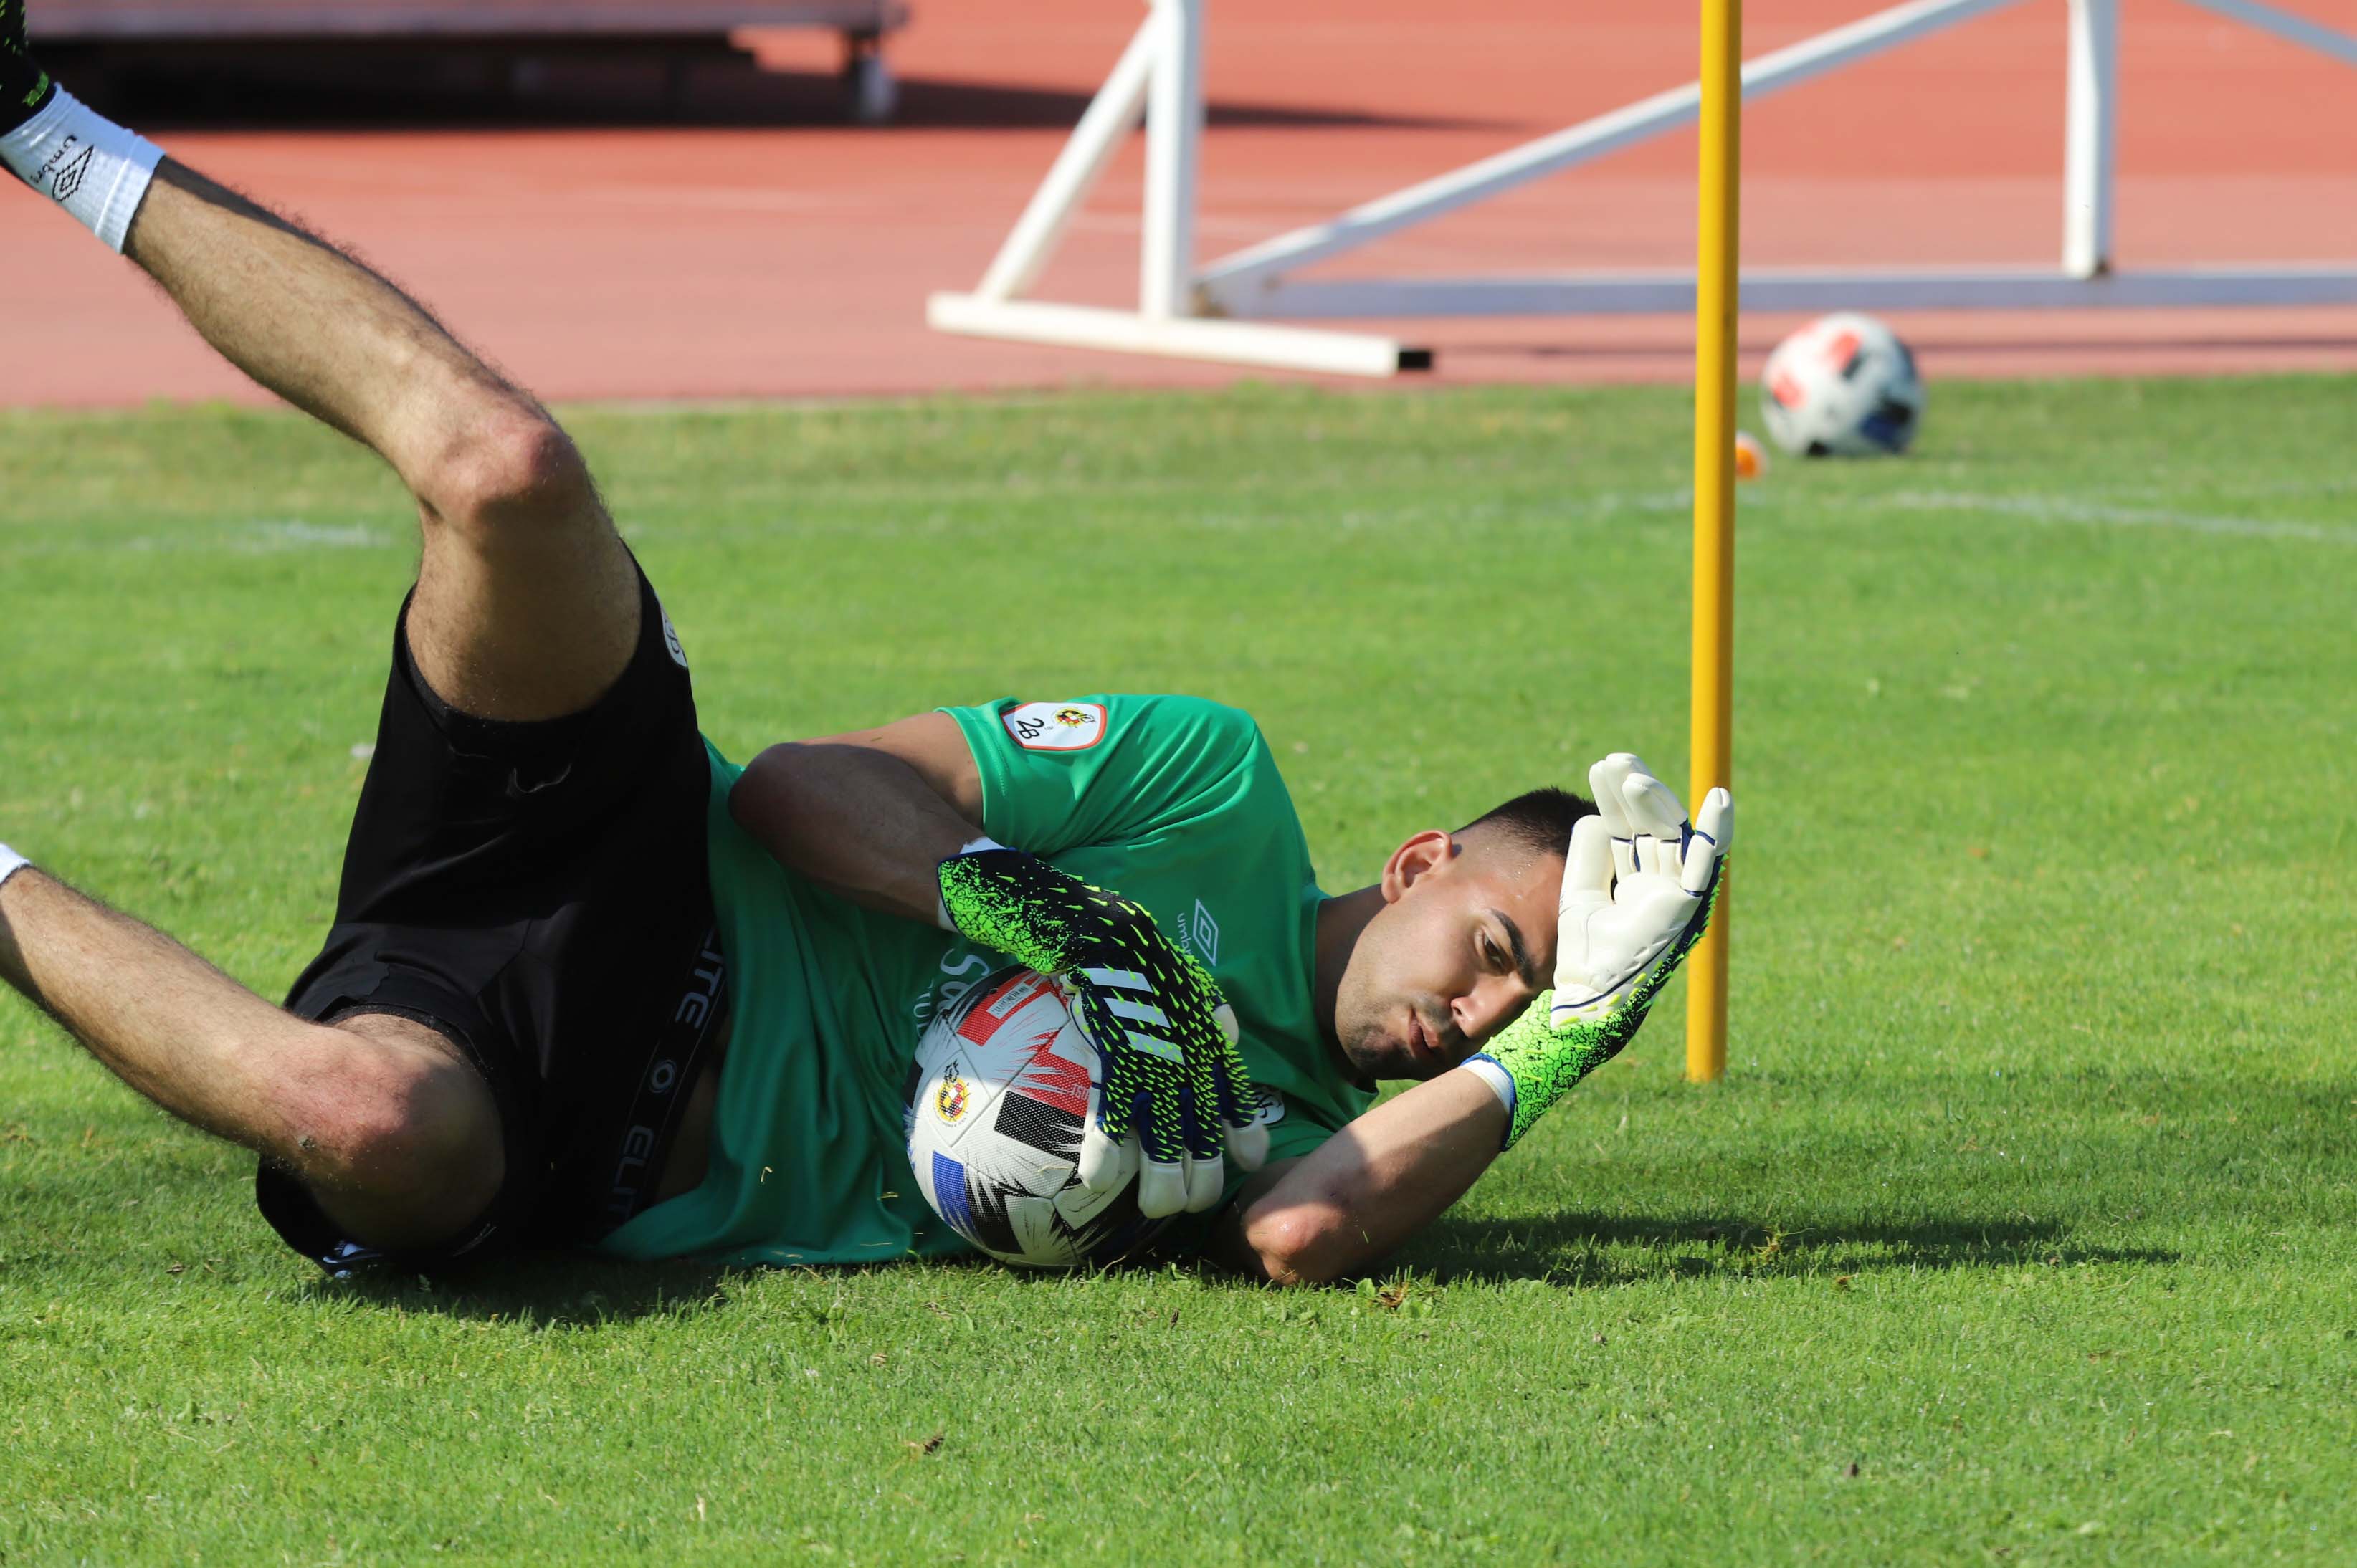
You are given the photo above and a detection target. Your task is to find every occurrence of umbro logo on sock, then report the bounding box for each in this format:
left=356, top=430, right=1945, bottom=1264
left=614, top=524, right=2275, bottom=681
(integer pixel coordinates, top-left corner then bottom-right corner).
left=48, top=141, right=90, bottom=200
left=31, top=132, right=89, bottom=199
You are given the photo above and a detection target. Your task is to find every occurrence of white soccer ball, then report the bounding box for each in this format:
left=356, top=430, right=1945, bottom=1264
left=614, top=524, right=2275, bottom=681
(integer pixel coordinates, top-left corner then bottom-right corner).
left=905, top=967, right=1173, bottom=1269
left=1760, top=311, right=1925, bottom=456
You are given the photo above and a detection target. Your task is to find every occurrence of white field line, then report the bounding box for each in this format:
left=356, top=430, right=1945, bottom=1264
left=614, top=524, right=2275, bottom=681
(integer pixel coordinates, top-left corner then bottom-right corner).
left=13, top=492, right=2344, bottom=555
left=1883, top=490, right=2355, bottom=544
left=239, top=520, right=387, bottom=550
left=2, top=520, right=396, bottom=556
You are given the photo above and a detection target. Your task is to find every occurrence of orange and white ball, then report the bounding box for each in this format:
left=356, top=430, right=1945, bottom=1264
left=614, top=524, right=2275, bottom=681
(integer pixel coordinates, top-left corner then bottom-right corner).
left=1733, top=431, right=1767, bottom=480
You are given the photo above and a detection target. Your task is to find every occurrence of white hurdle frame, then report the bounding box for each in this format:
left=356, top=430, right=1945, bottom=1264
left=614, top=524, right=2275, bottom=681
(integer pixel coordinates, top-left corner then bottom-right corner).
left=928, top=0, right=2357, bottom=376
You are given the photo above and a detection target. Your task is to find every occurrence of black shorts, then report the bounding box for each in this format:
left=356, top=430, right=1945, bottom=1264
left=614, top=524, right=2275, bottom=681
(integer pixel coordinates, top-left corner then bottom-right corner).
left=259, top=566, right=730, bottom=1274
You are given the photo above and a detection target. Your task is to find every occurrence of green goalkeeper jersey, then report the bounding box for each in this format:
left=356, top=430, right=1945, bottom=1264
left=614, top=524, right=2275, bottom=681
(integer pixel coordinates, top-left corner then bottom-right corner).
left=597, top=694, right=1371, bottom=1268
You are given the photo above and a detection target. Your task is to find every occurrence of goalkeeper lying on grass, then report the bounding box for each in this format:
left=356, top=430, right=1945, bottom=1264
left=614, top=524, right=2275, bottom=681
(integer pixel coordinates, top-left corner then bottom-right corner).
left=665, top=718, right=1727, bottom=1281
left=0, top=9, right=1726, bottom=1284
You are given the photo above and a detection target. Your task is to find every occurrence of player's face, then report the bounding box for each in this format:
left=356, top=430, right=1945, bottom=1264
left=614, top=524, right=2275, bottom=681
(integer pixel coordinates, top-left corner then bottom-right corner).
left=1331, top=831, right=1563, bottom=1082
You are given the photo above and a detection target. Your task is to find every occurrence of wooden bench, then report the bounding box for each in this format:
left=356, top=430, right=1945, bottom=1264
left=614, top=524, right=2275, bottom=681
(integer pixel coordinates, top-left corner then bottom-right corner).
left=31, top=0, right=912, bottom=118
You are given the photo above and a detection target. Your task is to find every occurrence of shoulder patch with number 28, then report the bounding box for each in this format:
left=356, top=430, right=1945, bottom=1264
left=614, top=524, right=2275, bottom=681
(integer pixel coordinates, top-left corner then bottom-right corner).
left=1001, top=702, right=1108, bottom=752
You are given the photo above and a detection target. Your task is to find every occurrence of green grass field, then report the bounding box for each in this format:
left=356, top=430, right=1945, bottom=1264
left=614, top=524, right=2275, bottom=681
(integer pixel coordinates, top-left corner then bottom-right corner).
left=3, top=378, right=2354, bottom=1564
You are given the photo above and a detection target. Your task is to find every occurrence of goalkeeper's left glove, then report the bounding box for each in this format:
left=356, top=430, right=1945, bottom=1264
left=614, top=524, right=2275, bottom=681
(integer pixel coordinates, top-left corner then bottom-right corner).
left=1462, top=754, right=1732, bottom=1149
left=937, top=841, right=1266, bottom=1217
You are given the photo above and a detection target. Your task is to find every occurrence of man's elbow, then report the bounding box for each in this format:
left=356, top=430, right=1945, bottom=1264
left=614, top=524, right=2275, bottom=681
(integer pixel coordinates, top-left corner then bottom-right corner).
left=1244, top=1208, right=1349, bottom=1288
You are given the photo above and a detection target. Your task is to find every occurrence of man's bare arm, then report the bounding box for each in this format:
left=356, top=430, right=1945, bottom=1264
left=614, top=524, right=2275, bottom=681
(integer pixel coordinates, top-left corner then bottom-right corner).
left=1210, top=1070, right=1508, bottom=1286
left=728, top=712, right=984, bottom=925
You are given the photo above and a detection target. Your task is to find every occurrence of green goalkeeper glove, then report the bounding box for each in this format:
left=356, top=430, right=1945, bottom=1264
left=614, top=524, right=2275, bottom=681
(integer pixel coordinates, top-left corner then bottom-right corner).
left=938, top=841, right=1267, bottom=1217
left=1466, top=755, right=1731, bottom=1149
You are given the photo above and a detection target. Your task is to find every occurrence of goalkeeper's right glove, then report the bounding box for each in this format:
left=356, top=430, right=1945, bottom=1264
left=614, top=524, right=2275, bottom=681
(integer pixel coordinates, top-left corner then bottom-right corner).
left=1463, top=755, right=1731, bottom=1148
left=937, top=841, right=1267, bottom=1217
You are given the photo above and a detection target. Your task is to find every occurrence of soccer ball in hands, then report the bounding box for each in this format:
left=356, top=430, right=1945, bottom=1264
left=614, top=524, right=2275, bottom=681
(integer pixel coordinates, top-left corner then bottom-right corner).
left=1760, top=311, right=1925, bottom=456
left=906, top=967, right=1176, bottom=1269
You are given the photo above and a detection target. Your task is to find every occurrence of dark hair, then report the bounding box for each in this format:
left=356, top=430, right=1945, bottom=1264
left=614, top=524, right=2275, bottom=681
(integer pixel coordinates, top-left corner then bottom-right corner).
left=1457, top=785, right=1596, bottom=861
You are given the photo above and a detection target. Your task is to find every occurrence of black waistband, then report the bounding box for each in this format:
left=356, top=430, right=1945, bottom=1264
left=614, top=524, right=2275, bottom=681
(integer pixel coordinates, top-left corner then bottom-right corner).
left=570, top=924, right=731, bottom=1239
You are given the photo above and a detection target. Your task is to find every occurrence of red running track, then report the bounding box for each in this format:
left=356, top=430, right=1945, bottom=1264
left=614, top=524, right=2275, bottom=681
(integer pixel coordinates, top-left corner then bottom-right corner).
left=4, top=0, right=2355, bottom=406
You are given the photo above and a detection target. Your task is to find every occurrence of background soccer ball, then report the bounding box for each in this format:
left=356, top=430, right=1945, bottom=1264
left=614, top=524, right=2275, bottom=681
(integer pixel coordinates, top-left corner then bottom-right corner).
left=1760, top=311, right=1925, bottom=456
left=906, top=967, right=1175, bottom=1269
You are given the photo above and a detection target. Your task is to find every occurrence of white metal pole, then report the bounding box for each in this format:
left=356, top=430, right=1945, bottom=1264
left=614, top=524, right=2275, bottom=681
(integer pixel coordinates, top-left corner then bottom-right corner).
left=975, top=16, right=1159, bottom=302
left=928, top=295, right=1414, bottom=376
left=1198, top=0, right=2020, bottom=300
left=2176, top=0, right=2357, bottom=67
left=2062, top=0, right=2118, bottom=278
left=1233, top=264, right=2357, bottom=318
left=1141, top=0, right=1206, bottom=320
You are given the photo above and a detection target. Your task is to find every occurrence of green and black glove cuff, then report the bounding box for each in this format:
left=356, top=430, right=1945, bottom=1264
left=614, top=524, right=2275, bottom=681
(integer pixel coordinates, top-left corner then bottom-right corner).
left=1464, top=998, right=1635, bottom=1150
left=1464, top=873, right=1723, bottom=1149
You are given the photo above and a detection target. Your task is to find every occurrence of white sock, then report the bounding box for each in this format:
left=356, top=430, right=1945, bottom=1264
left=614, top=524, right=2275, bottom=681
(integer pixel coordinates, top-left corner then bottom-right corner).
left=0, top=88, right=161, bottom=253
left=0, top=843, right=30, bottom=891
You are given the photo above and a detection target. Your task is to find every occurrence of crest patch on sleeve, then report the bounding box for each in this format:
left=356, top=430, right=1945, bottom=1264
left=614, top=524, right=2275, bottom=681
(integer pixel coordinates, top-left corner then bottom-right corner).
left=1001, top=702, right=1108, bottom=752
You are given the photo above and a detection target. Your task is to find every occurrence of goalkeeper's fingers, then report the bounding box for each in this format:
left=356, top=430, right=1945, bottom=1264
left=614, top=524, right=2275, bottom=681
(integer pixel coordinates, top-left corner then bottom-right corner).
left=1173, top=1068, right=1233, bottom=1212
left=1209, top=1001, right=1270, bottom=1171
left=1077, top=1114, right=1140, bottom=1195
left=1621, top=768, right=1688, bottom=879
left=1184, top=1154, right=1224, bottom=1213
left=1684, top=787, right=1733, bottom=897
left=1563, top=813, right=1614, bottom=910
left=1139, top=1157, right=1191, bottom=1218
left=1081, top=1088, right=1222, bottom=1213
left=1227, top=1119, right=1268, bottom=1172
left=1589, top=754, right=1645, bottom=881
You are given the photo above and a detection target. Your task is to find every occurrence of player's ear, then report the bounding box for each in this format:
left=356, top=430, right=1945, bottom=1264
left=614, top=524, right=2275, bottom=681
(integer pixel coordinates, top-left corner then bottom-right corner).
left=1381, top=831, right=1455, bottom=901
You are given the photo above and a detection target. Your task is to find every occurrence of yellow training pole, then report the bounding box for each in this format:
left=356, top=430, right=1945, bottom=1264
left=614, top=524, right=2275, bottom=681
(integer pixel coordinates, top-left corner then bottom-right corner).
left=1687, top=0, right=1740, bottom=1084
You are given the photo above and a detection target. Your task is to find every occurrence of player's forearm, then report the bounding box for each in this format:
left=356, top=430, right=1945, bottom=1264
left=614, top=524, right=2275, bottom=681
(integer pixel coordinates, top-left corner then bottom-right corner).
left=1232, top=1071, right=1507, bottom=1286
left=124, top=160, right=540, bottom=505
left=729, top=742, right=981, bottom=925
left=0, top=867, right=307, bottom=1147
